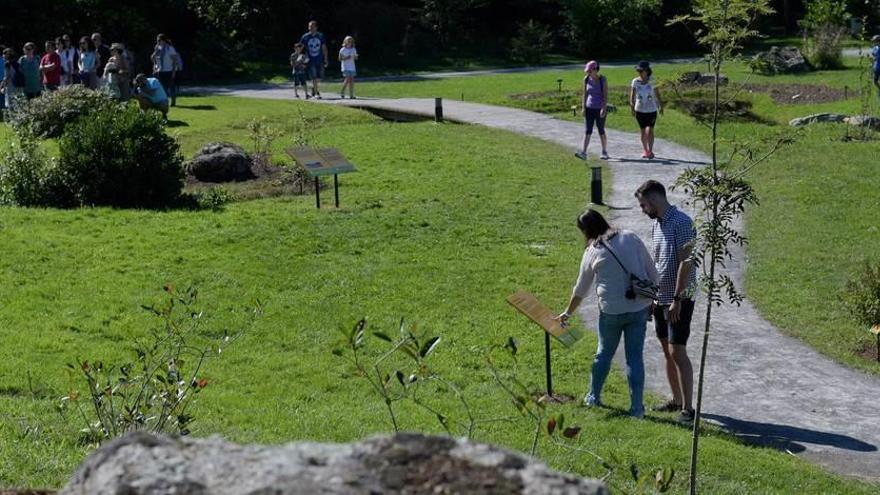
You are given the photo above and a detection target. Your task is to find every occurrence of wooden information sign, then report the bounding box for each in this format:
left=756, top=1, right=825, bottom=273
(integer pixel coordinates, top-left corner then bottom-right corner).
left=288, top=147, right=357, bottom=177
left=286, top=147, right=357, bottom=208
left=506, top=290, right=583, bottom=348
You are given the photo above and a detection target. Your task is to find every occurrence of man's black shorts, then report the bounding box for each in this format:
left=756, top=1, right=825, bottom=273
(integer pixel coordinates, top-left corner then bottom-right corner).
left=653, top=299, right=695, bottom=345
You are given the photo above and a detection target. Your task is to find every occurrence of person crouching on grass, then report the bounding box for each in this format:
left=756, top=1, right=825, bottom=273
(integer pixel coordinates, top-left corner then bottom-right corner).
left=134, top=73, right=169, bottom=119
left=338, top=36, right=358, bottom=99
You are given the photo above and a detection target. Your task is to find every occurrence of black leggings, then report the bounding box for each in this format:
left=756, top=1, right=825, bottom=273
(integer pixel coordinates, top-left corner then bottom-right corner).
left=584, top=107, right=606, bottom=136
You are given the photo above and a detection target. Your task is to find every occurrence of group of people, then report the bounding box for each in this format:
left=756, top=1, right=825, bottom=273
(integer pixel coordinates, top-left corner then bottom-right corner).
left=289, top=21, right=359, bottom=99
left=575, top=60, right=664, bottom=161
left=0, top=32, right=182, bottom=118
left=557, top=180, right=696, bottom=423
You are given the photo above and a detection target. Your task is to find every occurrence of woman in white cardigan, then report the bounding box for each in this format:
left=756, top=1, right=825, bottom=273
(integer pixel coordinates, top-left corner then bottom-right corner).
left=557, top=209, right=658, bottom=418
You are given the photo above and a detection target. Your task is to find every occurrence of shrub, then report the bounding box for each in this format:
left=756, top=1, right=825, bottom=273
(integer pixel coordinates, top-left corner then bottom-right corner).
left=562, top=0, right=661, bottom=55
left=0, top=137, right=52, bottom=206
left=510, top=20, right=554, bottom=64
left=800, top=0, right=849, bottom=70
left=844, top=260, right=880, bottom=329
left=57, top=104, right=185, bottom=208
left=59, top=284, right=263, bottom=441
left=6, top=85, right=119, bottom=138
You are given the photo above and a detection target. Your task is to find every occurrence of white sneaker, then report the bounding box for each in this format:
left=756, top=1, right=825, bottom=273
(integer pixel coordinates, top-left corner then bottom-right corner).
left=574, top=151, right=587, bottom=160
left=600, top=150, right=609, bottom=160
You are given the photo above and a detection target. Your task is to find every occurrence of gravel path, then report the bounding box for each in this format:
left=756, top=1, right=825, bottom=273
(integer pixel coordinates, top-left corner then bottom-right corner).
left=187, top=87, right=880, bottom=481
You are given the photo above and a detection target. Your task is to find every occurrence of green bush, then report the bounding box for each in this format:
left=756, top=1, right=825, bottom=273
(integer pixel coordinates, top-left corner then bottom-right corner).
left=562, top=0, right=661, bottom=55
left=0, top=137, right=50, bottom=206
left=845, top=260, right=880, bottom=329
left=57, top=104, right=185, bottom=208
left=510, top=20, right=554, bottom=64
left=6, top=85, right=119, bottom=138
left=800, top=0, right=849, bottom=70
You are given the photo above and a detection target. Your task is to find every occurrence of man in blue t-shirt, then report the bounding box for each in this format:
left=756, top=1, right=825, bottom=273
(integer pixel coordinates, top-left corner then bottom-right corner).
left=134, top=73, right=169, bottom=118
left=871, top=35, right=880, bottom=97
left=300, top=20, right=328, bottom=99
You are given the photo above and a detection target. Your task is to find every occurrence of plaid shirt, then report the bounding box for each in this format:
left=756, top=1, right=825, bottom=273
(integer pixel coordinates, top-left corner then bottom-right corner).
left=652, top=206, right=696, bottom=305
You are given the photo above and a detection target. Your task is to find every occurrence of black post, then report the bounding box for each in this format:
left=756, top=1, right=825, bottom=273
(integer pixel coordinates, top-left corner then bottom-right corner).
left=590, top=166, right=603, bottom=205
left=315, top=177, right=320, bottom=209
left=435, top=98, right=443, bottom=122
left=557, top=79, right=563, bottom=93
left=334, top=174, right=340, bottom=208
left=544, top=331, right=553, bottom=397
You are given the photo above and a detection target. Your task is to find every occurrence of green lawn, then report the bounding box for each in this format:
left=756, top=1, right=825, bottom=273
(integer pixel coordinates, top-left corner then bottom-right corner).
left=1, top=97, right=876, bottom=493
left=343, top=57, right=880, bottom=376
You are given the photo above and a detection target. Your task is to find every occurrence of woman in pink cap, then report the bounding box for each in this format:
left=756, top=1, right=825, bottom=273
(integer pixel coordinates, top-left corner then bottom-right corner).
left=575, top=60, right=609, bottom=161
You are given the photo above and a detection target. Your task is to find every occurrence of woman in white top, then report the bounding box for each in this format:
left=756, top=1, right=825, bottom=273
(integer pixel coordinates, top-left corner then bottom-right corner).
left=338, top=36, right=358, bottom=99
left=556, top=209, right=658, bottom=418
left=629, top=60, right=664, bottom=159
left=77, top=36, right=99, bottom=89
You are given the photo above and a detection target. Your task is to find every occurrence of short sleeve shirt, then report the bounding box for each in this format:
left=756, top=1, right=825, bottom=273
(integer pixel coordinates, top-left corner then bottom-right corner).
left=339, top=47, right=357, bottom=72
left=652, top=206, right=696, bottom=304
left=631, top=77, right=658, bottom=113
left=41, top=52, right=62, bottom=85
left=300, top=32, right=325, bottom=64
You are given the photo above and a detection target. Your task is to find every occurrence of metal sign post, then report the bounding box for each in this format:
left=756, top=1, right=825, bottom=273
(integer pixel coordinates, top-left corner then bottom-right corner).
left=287, top=147, right=357, bottom=209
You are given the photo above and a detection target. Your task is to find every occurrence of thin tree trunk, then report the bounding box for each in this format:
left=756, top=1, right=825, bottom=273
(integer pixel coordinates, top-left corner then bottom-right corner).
left=688, top=47, right=723, bottom=495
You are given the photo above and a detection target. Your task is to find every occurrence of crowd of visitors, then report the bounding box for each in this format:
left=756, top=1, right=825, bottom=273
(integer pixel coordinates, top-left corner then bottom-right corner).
left=0, top=32, right=182, bottom=117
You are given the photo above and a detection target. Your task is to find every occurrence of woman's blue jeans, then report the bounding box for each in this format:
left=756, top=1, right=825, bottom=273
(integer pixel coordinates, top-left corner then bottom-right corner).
left=586, top=308, right=648, bottom=416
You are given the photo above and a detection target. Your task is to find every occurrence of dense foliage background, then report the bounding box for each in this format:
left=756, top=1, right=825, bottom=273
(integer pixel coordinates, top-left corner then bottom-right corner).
left=0, top=1, right=876, bottom=78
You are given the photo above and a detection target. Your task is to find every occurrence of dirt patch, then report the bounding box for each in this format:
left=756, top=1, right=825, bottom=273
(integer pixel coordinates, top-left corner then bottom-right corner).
left=185, top=156, right=319, bottom=202
left=743, top=83, right=848, bottom=105
left=856, top=341, right=880, bottom=363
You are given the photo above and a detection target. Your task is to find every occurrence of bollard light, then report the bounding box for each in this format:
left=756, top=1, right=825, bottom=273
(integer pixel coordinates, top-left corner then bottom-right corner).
left=434, top=97, right=443, bottom=123
left=590, top=166, right=603, bottom=205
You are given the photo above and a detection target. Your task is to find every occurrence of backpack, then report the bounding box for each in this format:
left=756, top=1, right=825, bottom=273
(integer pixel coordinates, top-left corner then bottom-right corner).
left=11, top=62, right=25, bottom=88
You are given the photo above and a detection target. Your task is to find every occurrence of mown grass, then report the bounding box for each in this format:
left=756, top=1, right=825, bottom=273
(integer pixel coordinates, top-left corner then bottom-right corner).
left=0, top=96, right=876, bottom=493
left=348, top=57, right=880, bottom=375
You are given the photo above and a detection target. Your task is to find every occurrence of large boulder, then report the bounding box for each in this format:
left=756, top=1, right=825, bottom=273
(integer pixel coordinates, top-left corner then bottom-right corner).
left=186, top=142, right=255, bottom=182
left=751, top=46, right=811, bottom=75
left=60, top=432, right=609, bottom=495
left=789, top=113, right=847, bottom=127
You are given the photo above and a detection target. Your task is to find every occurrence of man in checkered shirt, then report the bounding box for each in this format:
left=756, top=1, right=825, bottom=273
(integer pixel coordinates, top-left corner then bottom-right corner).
left=635, top=180, right=697, bottom=424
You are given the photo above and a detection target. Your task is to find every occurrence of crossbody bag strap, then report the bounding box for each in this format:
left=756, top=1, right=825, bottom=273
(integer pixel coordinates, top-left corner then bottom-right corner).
left=598, top=239, right=632, bottom=276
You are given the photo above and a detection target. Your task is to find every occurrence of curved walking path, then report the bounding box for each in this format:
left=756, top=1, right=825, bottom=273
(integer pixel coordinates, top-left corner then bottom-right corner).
left=190, top=86, right=880, bottom=481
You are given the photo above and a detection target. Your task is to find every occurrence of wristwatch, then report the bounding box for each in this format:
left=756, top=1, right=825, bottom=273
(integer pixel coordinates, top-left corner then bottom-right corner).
left=673, top=295, right=682, bottom=302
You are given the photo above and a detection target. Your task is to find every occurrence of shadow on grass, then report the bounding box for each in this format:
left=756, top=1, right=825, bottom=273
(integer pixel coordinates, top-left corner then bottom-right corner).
left=165, top=120, right=190, bottom=128
left=703, top=413, right=877, bottom=454
left=174, top=104, right=217, bottom=111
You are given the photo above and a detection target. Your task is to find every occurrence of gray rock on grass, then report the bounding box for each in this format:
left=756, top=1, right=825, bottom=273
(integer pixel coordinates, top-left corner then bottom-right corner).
left=752, top=46, right=811, bottom=75
left=186, top=142, right=255, bottom=182
left=60, top=432, right=609, bottom=495
left=789, top=113, right=847, bottom=126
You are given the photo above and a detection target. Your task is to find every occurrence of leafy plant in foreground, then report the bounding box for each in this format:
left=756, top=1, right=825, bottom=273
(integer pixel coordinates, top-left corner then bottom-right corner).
left=487, top=338, right=674, bottom=494
left=334, top=318, right=486, bottom=437
left=59, top=284, right=264, bottom=442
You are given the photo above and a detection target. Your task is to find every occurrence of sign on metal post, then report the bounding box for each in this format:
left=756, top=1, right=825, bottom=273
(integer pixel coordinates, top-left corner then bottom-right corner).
left=286, top=147, right=357, bottom=208
left=506, top=290, right=583, bottom=400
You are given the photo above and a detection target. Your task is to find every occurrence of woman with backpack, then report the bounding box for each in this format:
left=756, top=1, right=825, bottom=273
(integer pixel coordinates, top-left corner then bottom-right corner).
left=575, top=60, right=609, bottom=160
